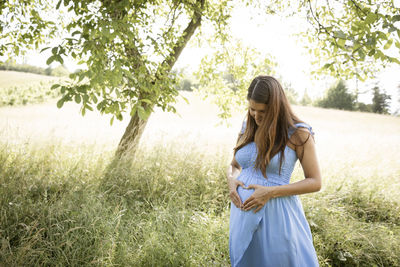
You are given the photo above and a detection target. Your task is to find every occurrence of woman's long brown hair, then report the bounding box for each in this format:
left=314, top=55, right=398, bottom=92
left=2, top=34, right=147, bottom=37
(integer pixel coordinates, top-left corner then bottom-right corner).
left=234, top=76, right=306, bottom=178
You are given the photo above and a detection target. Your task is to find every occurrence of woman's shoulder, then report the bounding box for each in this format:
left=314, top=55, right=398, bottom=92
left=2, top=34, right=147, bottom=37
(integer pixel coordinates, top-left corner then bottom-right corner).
left=288, top=122, right=315, bottom=148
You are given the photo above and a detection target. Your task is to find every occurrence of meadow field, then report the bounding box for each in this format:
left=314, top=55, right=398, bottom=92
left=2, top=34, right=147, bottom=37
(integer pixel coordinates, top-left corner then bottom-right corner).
left=0, top=70, right=61, bottom=106
left=0, top=72, right=400, bottom=266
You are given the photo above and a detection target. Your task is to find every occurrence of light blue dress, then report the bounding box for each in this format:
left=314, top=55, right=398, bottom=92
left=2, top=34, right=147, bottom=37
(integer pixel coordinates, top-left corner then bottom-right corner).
left=229, top=121, right=319, bottom=267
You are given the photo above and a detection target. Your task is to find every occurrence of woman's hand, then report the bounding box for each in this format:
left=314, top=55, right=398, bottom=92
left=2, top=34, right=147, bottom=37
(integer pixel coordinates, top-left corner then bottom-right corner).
left=228, top=178, right=245, bottom=209
left=242, top=184, right=274, bottom=213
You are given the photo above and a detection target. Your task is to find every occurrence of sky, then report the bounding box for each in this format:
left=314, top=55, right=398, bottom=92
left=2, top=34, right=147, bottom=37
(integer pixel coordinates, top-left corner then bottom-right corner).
left=10, top=2, right=400, bottom=113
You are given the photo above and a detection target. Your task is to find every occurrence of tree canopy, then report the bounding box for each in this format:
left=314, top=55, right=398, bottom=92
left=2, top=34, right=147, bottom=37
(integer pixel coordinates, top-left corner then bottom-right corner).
left=1, top=0, right=233, bottom=122
left=196, top=1, right=400, bottom=118
left=303, top=0, right=400, bottom=80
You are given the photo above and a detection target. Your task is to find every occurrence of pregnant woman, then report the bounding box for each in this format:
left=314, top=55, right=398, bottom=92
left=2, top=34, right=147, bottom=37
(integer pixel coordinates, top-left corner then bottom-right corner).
left=227, top=76, right=321, bottom=266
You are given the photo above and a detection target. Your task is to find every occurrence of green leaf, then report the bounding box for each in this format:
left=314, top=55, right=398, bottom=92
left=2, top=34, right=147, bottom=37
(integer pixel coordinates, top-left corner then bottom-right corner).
left=51, top=84, right=60, bottom=90
left=97, top=102, right=104, bottom=111
left=46, top=55, right=56, bottom=65
left=56, top=0, right=62, bottom=9
left=78, top=73, right=85, bottom=83
left=335, top=30, right=346, bottom=39
left=57, top=99, right=64, bottom=108
left=377, top=31, right=388, bottom=40
left=358, top=49, right=365, bottom=60
left=383, top=39, right=393, bottom=50
left=137, top=106, right=146, bottom=120
left=389, top=57, right=400, bottom=64
left=365, top=13, right=377, bottom=25
left=374, top=50, right=384, bottom=60
left=52, top=47, right=58, bottom=55
left=74, top=94, right=81, bottom=103
left=368, top=49, right=375, bottom=56
left=56, top=55, right=64, bottom=64
left=83, top=94, right=89, bottom=102
left=40, top=47, right=50, bottom=53
left=110, top=116, right=114, bottom=126
left=140, top=99, right=152, bottom=104
left=338, top=39, right=346, bottom=48
left=130, top=106, right=137, bottom=116
left=393, top=15, right=400, bottom=22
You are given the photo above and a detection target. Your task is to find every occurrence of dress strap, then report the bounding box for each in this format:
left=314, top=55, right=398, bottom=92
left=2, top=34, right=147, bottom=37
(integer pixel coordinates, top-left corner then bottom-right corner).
left=289, top=122, right=315, bottom=138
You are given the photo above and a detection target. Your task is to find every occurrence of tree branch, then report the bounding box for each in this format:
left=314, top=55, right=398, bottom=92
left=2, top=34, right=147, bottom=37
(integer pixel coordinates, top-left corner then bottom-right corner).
left=161, top=0, right=205, bottom=71
left=349, top=0, right=368, bottom=16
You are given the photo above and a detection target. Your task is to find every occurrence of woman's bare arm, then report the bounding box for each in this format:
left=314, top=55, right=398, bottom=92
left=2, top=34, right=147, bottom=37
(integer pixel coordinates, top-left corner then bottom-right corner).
left=270, top=128, right=322, bottom=197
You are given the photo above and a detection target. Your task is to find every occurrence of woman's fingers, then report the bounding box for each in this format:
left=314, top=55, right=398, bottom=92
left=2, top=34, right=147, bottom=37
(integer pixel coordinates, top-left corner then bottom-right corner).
left=243, top=195, right=254, bottom=206
left=228, top=179, right=246, bottom=208
left=246, top=184, right=258, bottom=190
left=254, top=205, right=262, bottom=213
left=243, top=200, right=262, bottom=212
left=237, top=180, right=245, bottom=188
left=230, top=191, right=242, bottom=208
left=243, top=198, right=256, bottom=210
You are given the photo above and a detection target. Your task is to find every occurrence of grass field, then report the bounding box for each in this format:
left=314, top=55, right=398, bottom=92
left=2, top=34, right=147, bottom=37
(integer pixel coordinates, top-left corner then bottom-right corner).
left=0, top=71, right=56, bottom=87
left=0, top=70, right=61, bottom=106
left=0, top=88, right=399, bottom=266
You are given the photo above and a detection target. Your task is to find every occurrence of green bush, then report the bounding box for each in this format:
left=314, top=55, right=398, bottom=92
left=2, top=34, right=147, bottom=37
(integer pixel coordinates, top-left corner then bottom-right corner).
left=355, top=102, right=373, bottom=113
left=316, top=80, right=356, bottom=111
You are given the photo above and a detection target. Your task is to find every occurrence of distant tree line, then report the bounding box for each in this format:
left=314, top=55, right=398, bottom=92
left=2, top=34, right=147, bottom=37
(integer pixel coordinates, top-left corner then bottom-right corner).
left=0, top=60, right=69, bottom=77
left=301, top=80, right=393, bottom=115
left=175, top=71, right=395, bottom=115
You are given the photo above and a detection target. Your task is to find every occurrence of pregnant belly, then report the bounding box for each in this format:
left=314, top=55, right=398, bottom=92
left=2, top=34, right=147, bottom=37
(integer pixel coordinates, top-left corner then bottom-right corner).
left=237, top=186, right=255, bottom=203
left=236, top=170, right=268, bottom=203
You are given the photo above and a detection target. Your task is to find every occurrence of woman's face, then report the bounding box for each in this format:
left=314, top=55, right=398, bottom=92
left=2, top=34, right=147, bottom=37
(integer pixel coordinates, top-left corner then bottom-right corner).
left=249, top=99, right=267, bottom=126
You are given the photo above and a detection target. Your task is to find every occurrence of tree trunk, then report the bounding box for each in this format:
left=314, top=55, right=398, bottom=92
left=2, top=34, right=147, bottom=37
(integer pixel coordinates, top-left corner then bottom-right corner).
left=114, top=0, right=205, bottom=160
left=114, top=105, right=152, bottom=159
